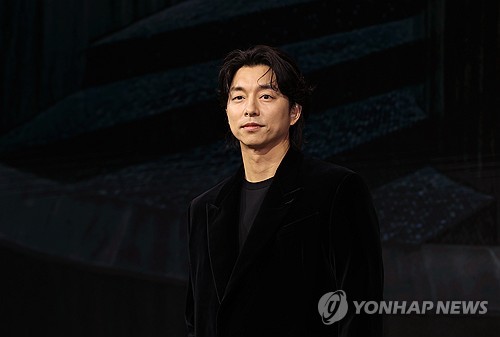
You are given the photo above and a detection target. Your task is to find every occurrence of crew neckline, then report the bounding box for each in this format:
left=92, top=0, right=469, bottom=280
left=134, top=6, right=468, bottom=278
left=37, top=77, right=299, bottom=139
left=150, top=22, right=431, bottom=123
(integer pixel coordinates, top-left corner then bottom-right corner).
left=243, top=177, right=274, bottom=190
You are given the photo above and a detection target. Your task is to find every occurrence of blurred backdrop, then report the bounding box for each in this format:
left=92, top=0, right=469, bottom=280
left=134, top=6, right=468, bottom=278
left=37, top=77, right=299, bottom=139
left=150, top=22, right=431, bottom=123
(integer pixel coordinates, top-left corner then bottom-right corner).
left=1, top=0, right=499, bottom=336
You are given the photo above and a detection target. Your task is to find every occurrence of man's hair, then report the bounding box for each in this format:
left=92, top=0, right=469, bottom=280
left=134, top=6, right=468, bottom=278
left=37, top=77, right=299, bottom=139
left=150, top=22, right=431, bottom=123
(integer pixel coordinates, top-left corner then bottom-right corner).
left=218, top=45, right=313, bottom=150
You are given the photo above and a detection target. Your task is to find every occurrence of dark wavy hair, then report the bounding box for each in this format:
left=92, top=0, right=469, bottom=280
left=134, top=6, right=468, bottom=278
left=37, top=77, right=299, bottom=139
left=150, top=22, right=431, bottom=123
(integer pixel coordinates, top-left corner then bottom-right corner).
left=218, top=45, right=313, bottom=150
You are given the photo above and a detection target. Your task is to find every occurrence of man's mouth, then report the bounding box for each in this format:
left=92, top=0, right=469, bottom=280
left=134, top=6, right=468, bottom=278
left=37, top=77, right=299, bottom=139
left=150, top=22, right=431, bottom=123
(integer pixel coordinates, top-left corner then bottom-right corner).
left=242, top=122, right=263, bottom=131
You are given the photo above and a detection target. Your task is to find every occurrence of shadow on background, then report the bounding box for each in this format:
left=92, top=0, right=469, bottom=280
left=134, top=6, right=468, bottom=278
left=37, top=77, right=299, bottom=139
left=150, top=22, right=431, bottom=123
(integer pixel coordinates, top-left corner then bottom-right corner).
left=1, top=0, right=499, bottom=336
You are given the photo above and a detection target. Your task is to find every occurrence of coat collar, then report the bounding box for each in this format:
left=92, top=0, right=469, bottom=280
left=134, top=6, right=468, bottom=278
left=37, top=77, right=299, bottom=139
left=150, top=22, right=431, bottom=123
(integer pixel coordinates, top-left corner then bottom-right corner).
left=206, top=147, right=304, bottom=303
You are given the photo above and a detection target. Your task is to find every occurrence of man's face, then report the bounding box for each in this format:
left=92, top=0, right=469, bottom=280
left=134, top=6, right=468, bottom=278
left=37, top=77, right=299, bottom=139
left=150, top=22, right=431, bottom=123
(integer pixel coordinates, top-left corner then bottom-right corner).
left=226, top=65, right=301, bottom=152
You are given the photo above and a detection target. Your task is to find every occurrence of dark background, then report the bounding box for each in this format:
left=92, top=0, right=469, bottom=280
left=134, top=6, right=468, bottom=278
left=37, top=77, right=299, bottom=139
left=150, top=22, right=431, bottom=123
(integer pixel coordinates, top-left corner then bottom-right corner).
left=1, top=0, right=499, bottom=336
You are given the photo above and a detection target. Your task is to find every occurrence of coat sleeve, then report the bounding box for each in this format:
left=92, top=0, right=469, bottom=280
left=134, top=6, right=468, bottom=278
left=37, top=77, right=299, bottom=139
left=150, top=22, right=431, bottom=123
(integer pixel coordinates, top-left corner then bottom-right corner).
left=185, top=202, right=195, bottom=337
left=329, top=173, right=384, bottom=337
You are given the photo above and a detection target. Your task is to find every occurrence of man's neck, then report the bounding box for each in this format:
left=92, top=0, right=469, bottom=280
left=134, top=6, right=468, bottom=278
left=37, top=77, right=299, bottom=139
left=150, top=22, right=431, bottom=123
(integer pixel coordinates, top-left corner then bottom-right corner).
left=240, top=141, right=290, bottom=183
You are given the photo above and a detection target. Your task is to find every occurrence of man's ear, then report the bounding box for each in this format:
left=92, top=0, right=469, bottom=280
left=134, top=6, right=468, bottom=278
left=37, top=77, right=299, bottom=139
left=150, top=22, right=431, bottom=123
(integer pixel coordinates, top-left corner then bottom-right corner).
left=289, top=103, right=302, bottom=126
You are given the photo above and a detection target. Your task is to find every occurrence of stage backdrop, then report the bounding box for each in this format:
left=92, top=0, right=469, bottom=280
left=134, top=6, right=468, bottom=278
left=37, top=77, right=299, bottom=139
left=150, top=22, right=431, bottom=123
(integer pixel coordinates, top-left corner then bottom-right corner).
left=1, top=0, right=499, bottom=336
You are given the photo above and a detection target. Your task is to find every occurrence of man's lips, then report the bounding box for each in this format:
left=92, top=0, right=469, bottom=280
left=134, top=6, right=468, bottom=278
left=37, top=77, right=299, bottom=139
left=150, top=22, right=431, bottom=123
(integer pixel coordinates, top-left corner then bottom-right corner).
left=241, top=122, right=263, bottom=130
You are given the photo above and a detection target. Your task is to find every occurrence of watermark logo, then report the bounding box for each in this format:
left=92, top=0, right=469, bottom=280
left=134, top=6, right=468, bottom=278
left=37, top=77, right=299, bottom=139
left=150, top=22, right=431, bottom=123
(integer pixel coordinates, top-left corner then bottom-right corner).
left=353, top=300, right=488, bottom=315
left=317, top=290, right=348, bottom=324
left=318, top=290, right=488, bottom=325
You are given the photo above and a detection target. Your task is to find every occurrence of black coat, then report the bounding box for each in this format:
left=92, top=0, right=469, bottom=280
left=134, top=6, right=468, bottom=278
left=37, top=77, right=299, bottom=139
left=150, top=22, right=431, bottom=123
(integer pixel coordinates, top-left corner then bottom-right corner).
left=185, top=148, right=383, bottom=337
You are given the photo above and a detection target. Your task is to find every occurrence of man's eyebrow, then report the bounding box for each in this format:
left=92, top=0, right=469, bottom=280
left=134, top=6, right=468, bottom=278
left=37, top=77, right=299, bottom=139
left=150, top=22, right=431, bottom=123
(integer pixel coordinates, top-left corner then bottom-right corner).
left=230, top=84, right=277, bottom=91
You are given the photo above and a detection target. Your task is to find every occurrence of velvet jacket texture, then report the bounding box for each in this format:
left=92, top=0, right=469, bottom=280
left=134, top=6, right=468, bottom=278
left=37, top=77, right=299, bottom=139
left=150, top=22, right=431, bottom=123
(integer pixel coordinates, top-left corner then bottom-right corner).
left=185, top=148, right=384, bottom=337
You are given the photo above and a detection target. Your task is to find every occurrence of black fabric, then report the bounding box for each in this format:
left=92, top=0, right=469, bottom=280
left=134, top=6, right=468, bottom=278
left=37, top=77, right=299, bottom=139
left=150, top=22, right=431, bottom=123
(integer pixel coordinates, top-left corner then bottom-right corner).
left=239, top=177, right=273, bottom=250
left=185, top=147, right=384, bottom=337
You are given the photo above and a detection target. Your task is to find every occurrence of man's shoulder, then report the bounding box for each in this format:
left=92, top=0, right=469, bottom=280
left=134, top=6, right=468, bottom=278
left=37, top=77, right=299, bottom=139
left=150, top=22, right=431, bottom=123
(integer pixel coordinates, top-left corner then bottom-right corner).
left=189, top=175, right=234, bottom=207
left=299, top=154, right=373, bottom=199
left=301, top=154, right=356, bottom=181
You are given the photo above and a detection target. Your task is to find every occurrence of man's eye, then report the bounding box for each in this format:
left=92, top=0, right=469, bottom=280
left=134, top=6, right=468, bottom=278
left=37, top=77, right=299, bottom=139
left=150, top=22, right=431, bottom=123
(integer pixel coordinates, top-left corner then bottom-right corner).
left=232, top=96, right=244, bottom=101
left=261, top=94, right=273, bottom=100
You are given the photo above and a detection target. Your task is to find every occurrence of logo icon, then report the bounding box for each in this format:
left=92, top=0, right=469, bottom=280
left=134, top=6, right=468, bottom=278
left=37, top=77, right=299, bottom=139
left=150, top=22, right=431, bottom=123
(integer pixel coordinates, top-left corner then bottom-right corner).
left=318, top=290, right=348, bottom=324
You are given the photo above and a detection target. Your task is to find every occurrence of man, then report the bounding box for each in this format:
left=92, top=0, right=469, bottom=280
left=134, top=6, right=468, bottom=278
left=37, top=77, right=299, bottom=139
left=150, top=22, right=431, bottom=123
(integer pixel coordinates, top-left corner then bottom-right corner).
left=185, top=45, right=383, bottom=337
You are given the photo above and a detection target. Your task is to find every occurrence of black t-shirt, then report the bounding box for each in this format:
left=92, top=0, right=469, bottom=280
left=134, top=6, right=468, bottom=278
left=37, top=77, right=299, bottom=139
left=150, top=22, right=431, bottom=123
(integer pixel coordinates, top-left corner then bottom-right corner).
left=239, top=177, right=273, bottom=250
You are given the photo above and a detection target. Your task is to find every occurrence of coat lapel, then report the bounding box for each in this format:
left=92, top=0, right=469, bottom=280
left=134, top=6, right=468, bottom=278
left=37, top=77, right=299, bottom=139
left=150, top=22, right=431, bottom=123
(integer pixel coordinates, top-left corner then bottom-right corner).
left=206, top=166, right=243, bottom=303
left=224, top=148, right=304, bottom=300
left=206, top=148, right=304, bottom=303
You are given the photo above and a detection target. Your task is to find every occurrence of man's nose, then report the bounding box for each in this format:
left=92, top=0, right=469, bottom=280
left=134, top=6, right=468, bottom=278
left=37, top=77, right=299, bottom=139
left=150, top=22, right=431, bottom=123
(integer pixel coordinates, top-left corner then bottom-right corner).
left=244, top=99, right=259, bottom=116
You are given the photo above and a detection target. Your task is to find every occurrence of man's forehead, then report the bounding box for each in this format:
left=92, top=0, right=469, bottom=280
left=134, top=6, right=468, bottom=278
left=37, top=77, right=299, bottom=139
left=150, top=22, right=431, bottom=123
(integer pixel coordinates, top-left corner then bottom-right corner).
left=230, top=66, right=278, bottom=91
